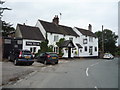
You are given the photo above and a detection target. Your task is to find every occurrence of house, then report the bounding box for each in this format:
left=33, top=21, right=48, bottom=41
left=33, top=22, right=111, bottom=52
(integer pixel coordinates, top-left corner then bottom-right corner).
left=36, top=15, right=80, bottom=58
left=36, top=15, right=98, bottom=58
left=15, top=24, right=45, bottom=54
left=73, top=25, right=98, bottom=57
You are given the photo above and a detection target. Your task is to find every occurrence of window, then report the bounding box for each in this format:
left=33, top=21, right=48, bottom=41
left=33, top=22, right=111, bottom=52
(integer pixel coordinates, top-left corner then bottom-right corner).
left=95, top=47, right=97, bottom=52
left=54, top=47, right=59, bottom=54
left=89, top=37, right=93, bottom=42
left=54, top=35, right=59, bottom=42
left=83, top=39, right=87, bottom=44
left=30, top=48, right=32, bottom=53
left=33, top=47, right=36, bottom=53
left=17, top=40, right=22, bottom=44
left=84, top=46, right=87, bottom=52
left=69, top=37, right=73, bottom=41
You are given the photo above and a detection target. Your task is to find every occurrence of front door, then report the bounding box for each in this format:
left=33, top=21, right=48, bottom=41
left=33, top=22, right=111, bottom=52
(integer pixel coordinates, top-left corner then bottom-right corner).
left=68, top=47, right=71, bottom=58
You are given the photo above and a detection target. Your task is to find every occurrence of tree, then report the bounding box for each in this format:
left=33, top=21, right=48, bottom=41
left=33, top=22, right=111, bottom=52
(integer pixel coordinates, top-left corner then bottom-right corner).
left=95, top=29, right=118, bottom=55
left=56, top=38, right=65, bottom=56
left=36, top=40, right=53, bottom=56
left=2, top=21, right=15, bottom=37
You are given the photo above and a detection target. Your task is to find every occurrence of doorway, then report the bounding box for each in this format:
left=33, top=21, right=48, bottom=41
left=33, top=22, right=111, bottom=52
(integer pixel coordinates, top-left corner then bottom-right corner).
left=68, top=47, right=71, bottom=58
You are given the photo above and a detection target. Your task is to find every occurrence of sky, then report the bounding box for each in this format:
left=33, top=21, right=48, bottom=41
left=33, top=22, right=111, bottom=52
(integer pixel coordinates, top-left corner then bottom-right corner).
left=1, top=0, right=119, bottom=35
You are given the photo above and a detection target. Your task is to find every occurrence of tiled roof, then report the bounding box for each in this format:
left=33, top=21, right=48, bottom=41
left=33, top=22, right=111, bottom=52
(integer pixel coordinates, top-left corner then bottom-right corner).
left=60, top=40, right=75, bottom=48
left=17, top=24, right=45, bottom=40
left=75, top=27, right=97, bottom=37
left=39, top=20, right=79, bottom=37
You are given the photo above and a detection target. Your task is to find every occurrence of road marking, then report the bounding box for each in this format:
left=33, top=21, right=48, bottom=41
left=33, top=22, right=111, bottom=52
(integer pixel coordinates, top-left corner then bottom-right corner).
left=94, top=86, right=99, bottom=90
left=86, top=67, right=89, bottom=76
left=90, top=62, right=99, bottom=67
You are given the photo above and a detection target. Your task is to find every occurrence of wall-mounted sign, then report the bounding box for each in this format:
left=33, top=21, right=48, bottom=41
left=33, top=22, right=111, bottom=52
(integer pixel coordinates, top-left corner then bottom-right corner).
left=26, top=41, right=40, bottom=46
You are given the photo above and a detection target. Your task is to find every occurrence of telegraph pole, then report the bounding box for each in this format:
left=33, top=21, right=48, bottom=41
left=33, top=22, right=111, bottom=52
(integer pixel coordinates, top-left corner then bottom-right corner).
left=101, top=25, right=104, bottom=58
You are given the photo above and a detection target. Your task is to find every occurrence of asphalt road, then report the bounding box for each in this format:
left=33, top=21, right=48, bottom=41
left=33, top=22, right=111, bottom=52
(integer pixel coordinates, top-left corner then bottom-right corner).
left=2, top=58, right=119, bottom=89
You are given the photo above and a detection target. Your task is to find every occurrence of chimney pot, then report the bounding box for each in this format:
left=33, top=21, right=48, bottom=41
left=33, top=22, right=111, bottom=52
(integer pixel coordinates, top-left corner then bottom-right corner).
left=52, top=15, right=59, bottom=25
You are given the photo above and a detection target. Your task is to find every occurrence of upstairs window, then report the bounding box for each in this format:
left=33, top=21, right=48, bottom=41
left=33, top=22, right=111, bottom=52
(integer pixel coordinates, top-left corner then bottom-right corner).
left=54, top=35, right=59, bottom=42
left=83, top=39, right=87, bottom=44
left=89, top=37, right=93, bottom=42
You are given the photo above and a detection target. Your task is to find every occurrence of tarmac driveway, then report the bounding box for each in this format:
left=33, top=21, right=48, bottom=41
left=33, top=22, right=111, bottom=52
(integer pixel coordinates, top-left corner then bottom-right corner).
left=1, top=59, right=69, bottom=86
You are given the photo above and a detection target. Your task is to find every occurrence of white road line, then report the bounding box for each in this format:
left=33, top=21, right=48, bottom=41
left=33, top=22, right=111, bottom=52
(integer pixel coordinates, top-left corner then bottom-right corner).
left=94, top=86, right=99, bottom=90
left=86, top=67, right=89, bottom=77
left=90, top=62, right=99, bottom=67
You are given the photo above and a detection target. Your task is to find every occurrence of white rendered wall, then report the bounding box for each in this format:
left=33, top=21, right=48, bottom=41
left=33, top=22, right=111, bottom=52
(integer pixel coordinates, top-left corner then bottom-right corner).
left=23, top=39, right=41, bottom=54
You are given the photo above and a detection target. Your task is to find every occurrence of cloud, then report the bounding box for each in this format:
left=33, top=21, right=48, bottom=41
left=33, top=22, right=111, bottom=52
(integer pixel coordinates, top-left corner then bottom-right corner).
left=2, top=0, right=119, bottom=35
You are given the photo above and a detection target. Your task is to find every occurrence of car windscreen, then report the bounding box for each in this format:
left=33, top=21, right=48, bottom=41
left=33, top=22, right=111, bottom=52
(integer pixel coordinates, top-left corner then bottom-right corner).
left=22, top=51, right=31, bottom=55
left=49, top=53, right=58, bottom=56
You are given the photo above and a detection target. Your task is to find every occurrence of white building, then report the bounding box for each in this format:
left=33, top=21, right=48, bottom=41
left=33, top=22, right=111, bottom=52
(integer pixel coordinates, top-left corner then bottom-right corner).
left=36, top=15, right=98, bottom=58
left=15, top=24, right=45, bottom=54
left=73, top=26, right=98, bottom=57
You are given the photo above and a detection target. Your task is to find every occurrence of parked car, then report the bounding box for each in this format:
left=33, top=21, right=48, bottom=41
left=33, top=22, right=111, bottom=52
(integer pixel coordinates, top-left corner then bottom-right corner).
left=8, top=49, right=34, bottom=65
left=103, top=53, right=114, bottom=59
left=36, top=52, right=59, bottom=65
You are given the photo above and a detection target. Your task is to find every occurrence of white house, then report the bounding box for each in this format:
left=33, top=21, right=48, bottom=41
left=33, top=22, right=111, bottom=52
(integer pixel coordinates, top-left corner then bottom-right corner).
left=36, top=15, right=98, bottom=58
left=36, top=15, right=80, bottom=58
left=73, top=25, right=98, bottom=57
left=15, top=24, right=45, bottom=54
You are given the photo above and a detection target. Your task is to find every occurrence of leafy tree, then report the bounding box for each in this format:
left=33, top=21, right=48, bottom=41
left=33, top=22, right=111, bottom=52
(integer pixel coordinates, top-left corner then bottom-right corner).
left=56, top=38, right=65, bottom=56
left=95, top=29, right=118, bottom=55
left=2, top=21, right=15, bottom=37
left=36, top=40, right=53, bottom=56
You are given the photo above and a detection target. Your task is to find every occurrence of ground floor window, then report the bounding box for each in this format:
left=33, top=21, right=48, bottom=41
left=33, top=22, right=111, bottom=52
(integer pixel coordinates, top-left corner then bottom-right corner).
left=84, top=46, right=87, bottom=52
left=95, top=47, right=97, bottom=52
left=53, top=47, right=59, bottom=54
left=30, top=47, right=36, bottom=53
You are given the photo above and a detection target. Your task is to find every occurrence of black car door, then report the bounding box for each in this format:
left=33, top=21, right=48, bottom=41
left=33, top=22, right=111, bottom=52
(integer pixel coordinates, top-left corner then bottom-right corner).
left=38, top=53, right=45, bottom=63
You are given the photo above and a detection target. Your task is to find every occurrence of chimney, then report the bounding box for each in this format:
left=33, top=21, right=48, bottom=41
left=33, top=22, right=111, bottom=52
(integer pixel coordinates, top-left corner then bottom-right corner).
left=88, top=24, right=92, bottom=32
left=23, top=23, right=25, bottom=25
left=52, top=15, right=59, bottom=25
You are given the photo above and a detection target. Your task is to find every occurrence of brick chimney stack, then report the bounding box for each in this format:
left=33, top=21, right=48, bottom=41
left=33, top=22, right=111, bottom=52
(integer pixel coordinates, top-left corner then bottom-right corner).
left=88, top=24, right=92, bottom=32
left=52, top=15, right=59, bottom=25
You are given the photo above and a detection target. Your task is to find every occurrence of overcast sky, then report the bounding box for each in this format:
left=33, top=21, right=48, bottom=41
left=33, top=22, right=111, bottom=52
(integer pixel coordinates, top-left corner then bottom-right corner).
left=1, top=0, right=119, bottom=34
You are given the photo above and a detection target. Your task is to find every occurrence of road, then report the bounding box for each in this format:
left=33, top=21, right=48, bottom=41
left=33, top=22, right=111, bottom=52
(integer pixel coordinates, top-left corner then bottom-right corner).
left=2, top=58, right=119, bottom=89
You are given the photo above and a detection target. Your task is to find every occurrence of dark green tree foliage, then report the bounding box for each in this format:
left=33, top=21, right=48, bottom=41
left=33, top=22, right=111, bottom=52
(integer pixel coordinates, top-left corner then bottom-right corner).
left=36, top=40, right=53, bottom=56
left=56, top=38, right=65, bottom=56
left=2, top=21, right=15, bottom=37
left=95, top=29, right=118, bottom=55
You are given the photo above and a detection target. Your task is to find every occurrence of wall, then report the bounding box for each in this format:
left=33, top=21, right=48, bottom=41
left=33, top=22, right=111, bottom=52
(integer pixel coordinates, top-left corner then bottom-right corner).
left=35, top=20, right=46, bottom=39
left=47, top=32, right=79, bottom=58
left=23, top=39, right=41, bottom=54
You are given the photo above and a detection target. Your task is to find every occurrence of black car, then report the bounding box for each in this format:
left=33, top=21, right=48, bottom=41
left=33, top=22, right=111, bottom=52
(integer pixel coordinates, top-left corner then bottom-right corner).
left=36, top=52, right=59, bottom=65
left=8, top=49, right=34, bottom=65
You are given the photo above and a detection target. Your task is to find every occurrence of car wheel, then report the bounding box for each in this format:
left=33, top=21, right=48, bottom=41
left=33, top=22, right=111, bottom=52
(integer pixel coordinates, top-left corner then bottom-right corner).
left=55, top=61, right=58, bottom=64
left=14, top=59, right=18, bottom=65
